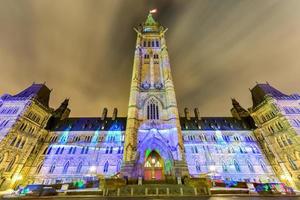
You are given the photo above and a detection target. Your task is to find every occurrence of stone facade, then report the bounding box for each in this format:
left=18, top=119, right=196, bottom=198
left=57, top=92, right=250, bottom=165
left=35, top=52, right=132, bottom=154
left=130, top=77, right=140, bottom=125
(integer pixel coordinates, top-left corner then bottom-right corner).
left=0, top=84, right=52, bottom=190
left=249, top=83, right=300, bottom=189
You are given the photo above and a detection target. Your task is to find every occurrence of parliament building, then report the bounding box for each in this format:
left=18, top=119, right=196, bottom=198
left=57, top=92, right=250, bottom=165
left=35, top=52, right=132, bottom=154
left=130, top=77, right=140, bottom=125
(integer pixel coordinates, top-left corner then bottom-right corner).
left=0, top=13, right=300, bottom=191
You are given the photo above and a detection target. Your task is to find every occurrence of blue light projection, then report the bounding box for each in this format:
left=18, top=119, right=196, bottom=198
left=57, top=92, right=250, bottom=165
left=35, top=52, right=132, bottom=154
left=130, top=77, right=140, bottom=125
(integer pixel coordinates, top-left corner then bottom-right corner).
left=91, top=128, right=100, bottom=145
left=106, top=122, right=122, bottom=145
left=59, top=125, right=71, bottom=144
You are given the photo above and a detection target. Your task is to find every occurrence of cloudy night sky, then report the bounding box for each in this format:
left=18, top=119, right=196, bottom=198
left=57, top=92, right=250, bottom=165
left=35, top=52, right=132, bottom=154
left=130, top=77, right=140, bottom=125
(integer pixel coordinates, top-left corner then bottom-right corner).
left=0, top=0, right=300, bottom=117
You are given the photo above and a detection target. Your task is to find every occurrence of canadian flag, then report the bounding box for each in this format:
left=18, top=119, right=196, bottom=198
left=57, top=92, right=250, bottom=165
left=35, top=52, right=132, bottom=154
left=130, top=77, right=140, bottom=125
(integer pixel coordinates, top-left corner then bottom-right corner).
left=149, top=9, right=157, bottom=14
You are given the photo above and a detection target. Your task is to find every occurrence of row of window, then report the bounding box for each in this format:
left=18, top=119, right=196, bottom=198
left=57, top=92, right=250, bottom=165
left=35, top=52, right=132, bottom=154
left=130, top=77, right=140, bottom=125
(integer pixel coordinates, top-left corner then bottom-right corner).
left=0, top=107, right=18, bottom=115
left=267, top=121, right=284, bottom=134
left=185, top=134, right=254, bottom=143
left=45, top=146, right=124, bottom=155
left=46, top=160, right=121, bottom=174
left=10, top=137, right=26, bottom=149
left=195, top=159, right=268, bottom=173
left=57, top=135, right=124, bottom=144
left=292, top=119, right=300, bottom=127
left=19, top=123, right=36, bottom=134
left=260, top=110, right=276, bottom=123
left=276, top=135, right=293, bottom=148
left=143, top=40, right=160, bottom=48
left=27, top=112, right=42, bottom=124
left=105, top=146, right=124, bottom=154
left=188, top=145, right=260, bottom=154
left=182, top=122, right=237, bottom=130
left=143, top=54, right=159, bottom=59
left=0, top=120, right=9, bottom=127
left=0, top=154, right=18, bottom=173
left=284, top=106, right=300, bottom=115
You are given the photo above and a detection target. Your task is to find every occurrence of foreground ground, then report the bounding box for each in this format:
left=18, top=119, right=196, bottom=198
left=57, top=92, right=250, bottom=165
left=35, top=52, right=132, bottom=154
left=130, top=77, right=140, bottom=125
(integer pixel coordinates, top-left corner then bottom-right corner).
left=1, top=196, right=300, bottom=200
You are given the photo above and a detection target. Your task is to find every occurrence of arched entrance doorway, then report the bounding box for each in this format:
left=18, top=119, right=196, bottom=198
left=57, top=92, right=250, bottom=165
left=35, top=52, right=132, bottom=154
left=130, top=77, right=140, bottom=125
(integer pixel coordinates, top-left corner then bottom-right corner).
left=144, top=151, right=164, bottom=180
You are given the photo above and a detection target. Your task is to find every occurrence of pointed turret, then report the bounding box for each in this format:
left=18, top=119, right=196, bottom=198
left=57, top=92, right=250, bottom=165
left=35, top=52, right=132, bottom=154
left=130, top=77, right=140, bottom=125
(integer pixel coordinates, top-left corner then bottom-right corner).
left=45, top=98, right=70, bottom=130
left=231, top=98, right=249, bottom=119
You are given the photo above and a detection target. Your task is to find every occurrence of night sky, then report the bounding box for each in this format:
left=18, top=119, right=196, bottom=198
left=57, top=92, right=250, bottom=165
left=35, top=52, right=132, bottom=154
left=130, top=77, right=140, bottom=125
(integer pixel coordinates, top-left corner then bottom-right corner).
left=0, top=0, right=300, bottom=117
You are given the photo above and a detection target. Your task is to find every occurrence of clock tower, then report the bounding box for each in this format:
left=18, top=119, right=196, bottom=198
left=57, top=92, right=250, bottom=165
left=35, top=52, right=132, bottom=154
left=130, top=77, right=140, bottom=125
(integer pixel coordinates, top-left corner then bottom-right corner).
left=121, top=12, right=188, bottom=180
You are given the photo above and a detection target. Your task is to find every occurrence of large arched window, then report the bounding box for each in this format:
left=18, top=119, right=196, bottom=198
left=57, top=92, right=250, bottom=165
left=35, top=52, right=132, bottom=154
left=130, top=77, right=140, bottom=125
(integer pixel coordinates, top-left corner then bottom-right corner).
left=62, top=161, right=70, bottom=174
left=146, top=98, right=160, bottom=120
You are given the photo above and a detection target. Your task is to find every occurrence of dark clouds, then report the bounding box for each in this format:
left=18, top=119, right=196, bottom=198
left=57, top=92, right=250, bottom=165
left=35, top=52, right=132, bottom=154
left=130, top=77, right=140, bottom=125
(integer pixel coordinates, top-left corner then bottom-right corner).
left=0, top=0, right=300, bottom=117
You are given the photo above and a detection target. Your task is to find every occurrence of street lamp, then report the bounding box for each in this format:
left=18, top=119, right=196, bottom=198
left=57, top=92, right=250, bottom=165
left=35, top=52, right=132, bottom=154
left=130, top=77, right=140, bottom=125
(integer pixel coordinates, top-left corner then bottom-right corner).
left=89, top=166, right=97, bottom=181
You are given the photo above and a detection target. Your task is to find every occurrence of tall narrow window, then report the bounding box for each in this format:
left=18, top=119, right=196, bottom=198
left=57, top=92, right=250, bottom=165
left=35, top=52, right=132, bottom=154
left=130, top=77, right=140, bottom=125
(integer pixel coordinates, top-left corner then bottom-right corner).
left=117, top=160, right=122, bottom=172
left=47, top=147, right=52, bottom=155
left=76, top=162, right=83, bottom=173
left=222, top=162, right=228, bottom=172
left=36, top=163, right=43, bottom=174
left=156, top=40, right=159, bottom=47
left=196, top=161, right=201, bottom=172
left=62, top=161, right=69, bottom=174
left=288, top=156, right=298, bottom=170
left=259, top=159, right=268, bottom=172
left=104, top=161, right=109, bottom=173
left=6, top=157, right=16, bottom=172
left=49, top=164, right=56, bottom=174
left=247, top=160, right=255, bottom=173
left=234, top=160, right=241, bottom=172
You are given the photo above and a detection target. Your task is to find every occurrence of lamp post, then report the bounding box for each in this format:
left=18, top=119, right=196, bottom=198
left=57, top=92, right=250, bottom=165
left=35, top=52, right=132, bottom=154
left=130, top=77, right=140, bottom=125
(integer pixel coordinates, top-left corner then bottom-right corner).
left=89, top=166, right=97, bottom=181
left=209, top=165, right=216, bottom=187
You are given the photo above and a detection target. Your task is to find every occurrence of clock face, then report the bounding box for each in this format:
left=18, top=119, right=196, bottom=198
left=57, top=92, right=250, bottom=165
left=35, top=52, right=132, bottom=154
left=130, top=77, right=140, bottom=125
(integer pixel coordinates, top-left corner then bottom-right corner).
left=144, top=27, right=152, bottom=32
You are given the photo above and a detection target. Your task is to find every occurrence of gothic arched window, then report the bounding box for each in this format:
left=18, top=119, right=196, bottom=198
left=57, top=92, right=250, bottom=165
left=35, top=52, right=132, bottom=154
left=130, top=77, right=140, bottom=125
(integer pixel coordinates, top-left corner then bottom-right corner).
left=36, top=162, right=43, bottom=174
left=62, top=161, right=70, bottom=174
left=288, top=156, right=298, bottom=170
left=104, top=161, right=109, bottom=173
left=76, top=162, right=83, bottom=173
left=117, top=160, right=122, bottom=172
left=234, top=160, right=241, bottom=172
left=259, top=159, right=268, bottom=172
left=156, top=40, right=159, bottom=47
left=247, top=160, right=255, bottom=173
left=196, top=162, right=201, bottom=172
left=222, top=161, right=228, bottom=172
left=146, top=98, right=160, bottom=120
left=6, top=157, right=16, bottom=172
left=49, top=163, right=56, bottom=174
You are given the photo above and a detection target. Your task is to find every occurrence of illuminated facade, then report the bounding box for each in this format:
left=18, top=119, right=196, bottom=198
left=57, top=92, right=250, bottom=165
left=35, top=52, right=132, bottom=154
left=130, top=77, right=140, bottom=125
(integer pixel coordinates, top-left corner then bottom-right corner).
left=249, top=83, right=300, bottom=189
left=0, top=84, right=52, bottom=190
left=1, top=13, right=299, bottom=190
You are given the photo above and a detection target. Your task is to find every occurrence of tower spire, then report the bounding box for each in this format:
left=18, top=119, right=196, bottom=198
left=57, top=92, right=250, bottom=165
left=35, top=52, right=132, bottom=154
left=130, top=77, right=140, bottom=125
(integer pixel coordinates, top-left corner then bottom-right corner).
left=121, top=12, right=188, bottom=179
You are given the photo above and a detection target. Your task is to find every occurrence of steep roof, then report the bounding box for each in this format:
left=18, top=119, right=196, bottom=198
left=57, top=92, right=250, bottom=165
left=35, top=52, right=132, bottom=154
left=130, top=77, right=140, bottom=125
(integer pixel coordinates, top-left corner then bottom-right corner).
left=250, top=83, right=297, bottom=108
left=1, top=83, right=51, bottom=108
left=49, top=117, right=127, bottom=132
left=49, top=116, right=252, bottom=132
left=180, top=117, right=253, bottom=131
